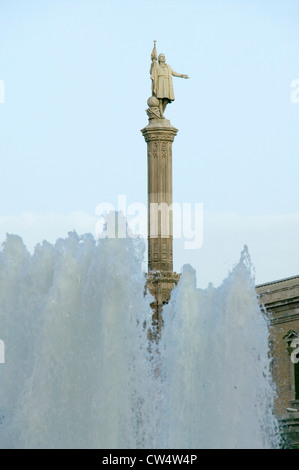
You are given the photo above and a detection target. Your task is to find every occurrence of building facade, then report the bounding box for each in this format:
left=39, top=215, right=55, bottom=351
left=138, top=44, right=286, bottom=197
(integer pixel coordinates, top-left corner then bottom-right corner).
left=257, top=276, right=299, bottom=448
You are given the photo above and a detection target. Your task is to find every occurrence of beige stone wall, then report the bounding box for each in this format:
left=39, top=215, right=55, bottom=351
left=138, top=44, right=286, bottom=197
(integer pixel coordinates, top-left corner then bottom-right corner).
left=257, top=276, right=299, bottom=415
left=269, top=320, right=299, bottom=414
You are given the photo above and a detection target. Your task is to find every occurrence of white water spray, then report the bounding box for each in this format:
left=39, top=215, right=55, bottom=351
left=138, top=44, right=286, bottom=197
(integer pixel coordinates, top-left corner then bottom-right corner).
left=0, top=234, right=279, bottom=448
left=158, top=248, right=279, bottom=448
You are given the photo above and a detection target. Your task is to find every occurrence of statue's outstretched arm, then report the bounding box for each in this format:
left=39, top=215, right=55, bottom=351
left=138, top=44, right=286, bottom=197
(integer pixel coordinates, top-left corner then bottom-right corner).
left=172, top=69, right=189, bottom=79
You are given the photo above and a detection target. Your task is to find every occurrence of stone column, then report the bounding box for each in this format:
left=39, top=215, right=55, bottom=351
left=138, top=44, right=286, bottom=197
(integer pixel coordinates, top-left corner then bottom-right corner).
left=141, top=98, right=180, bottom=338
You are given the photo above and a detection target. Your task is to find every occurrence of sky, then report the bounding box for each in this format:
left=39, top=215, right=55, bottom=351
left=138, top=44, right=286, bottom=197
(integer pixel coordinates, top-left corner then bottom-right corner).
left=0, top=0, right=298, bottom=287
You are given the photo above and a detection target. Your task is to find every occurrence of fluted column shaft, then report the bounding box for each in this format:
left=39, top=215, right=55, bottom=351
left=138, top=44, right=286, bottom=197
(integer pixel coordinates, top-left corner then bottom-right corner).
left=141, top=121, right=178, bottom=273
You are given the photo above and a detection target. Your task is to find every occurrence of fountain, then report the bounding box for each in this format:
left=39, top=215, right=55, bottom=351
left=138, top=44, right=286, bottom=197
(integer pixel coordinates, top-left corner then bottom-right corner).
left=0, top=42, right=280, bottom=449
left=158, top=248, right=280, bottom=448
left=0, top=233, right=280, bottom=448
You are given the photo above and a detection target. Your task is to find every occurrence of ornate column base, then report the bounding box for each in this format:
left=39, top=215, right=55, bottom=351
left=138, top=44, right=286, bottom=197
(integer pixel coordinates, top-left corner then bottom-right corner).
left=146, top=271, right=180, bottom=341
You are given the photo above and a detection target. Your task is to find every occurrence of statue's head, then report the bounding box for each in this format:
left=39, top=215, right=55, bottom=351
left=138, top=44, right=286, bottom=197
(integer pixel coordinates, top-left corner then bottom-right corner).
left=158, top=54, right=166, bottom=63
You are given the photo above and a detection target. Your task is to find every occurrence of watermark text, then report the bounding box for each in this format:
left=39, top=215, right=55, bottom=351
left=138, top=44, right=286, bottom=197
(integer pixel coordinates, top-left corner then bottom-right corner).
left=0, top=339, right=4, bottom=364
left=95, top=195, right=203, bottom=250
left=290, top=79, right=299, bottom=104
left=0, top=80, right=5, bottom=104
left=291, top=338, right=299, bottom=364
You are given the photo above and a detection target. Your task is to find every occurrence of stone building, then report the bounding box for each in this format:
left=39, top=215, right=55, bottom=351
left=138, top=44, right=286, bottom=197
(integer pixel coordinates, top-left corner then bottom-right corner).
left=257, top=276, right=299, bottom=447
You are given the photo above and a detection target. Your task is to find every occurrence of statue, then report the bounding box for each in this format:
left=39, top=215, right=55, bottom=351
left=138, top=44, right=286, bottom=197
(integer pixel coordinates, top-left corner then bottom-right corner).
left=148, top=41, right=189, bottom=119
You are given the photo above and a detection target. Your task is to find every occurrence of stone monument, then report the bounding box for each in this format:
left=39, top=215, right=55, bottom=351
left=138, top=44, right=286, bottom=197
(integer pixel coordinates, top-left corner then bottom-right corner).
left=141, top=41, right=189, bottom=339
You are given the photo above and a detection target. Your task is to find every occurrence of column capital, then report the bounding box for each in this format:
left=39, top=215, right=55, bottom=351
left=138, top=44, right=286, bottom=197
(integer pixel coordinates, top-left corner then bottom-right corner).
left=141, top=119, right=178, bottom=143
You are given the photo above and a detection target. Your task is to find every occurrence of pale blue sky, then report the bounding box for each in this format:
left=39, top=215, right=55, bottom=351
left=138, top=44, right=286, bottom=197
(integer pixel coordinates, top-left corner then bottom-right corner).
left=0, top=0, right=299, bottom=287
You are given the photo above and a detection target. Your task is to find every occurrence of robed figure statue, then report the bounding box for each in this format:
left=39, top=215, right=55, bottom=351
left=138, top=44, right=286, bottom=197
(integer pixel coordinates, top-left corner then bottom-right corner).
left=150, top=41, right=189, bottom=119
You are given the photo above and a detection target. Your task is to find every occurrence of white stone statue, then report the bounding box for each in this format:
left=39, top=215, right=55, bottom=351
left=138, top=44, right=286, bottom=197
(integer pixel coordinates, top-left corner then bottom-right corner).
left=149, top=41, right=189, bottom=119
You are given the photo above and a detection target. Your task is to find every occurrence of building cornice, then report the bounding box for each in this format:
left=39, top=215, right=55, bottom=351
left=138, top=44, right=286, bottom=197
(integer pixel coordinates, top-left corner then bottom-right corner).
left=256, top=275, right=299, bottom=325
left=256, top=275, right=299, bottom=289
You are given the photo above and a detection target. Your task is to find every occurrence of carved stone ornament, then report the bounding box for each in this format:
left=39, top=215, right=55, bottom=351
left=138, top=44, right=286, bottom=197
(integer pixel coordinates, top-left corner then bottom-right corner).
left=283, top=330, right=299, bottom=356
